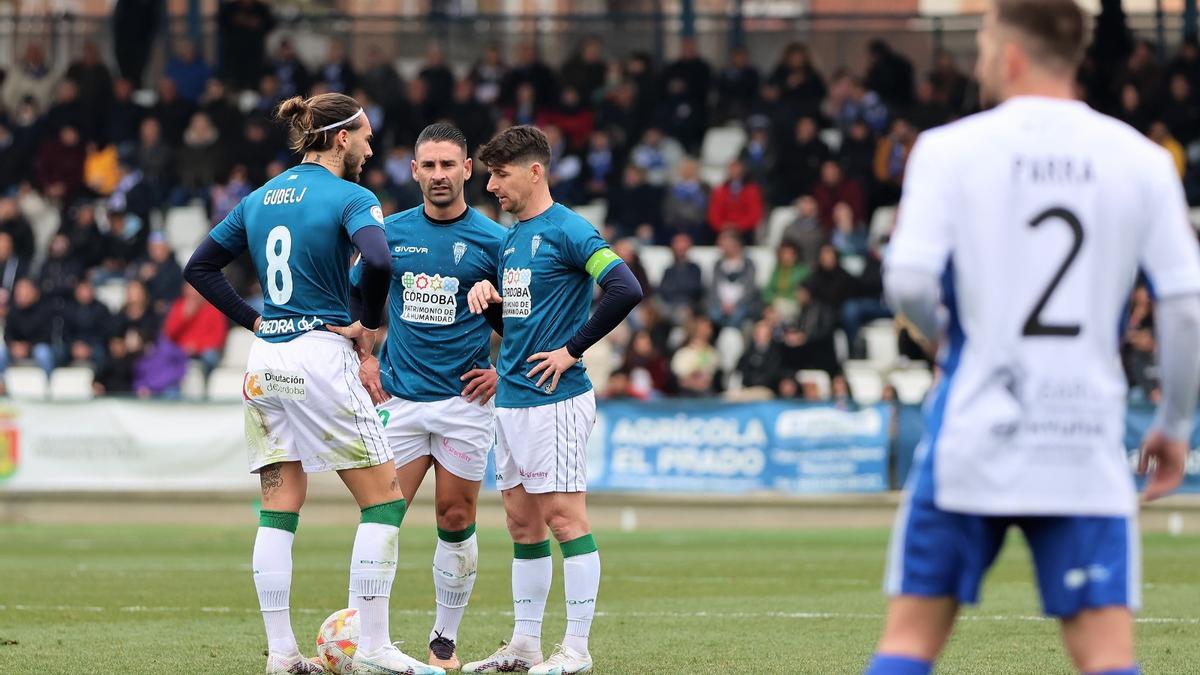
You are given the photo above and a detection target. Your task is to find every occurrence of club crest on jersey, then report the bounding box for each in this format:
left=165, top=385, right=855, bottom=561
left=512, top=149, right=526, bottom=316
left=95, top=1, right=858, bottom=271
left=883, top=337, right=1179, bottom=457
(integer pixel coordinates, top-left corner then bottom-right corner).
left=531, top=235, right=542, bottom=257
left=453, top=241, right=467, bottom=265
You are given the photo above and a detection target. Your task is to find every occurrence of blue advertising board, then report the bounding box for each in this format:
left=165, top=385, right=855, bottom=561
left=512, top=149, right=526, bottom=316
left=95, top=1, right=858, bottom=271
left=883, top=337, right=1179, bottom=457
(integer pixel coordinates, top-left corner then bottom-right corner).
left=486, top=401, right=892, bottom=494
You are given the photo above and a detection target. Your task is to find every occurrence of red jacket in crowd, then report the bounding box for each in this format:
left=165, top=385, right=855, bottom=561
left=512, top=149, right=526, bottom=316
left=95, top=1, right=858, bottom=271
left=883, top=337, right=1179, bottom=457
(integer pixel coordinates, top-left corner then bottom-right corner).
left=813, top=178, right=866, bottom=232
left=164, top=292, right=228, bottom=355
left=707, top=180, right=764, bottom=235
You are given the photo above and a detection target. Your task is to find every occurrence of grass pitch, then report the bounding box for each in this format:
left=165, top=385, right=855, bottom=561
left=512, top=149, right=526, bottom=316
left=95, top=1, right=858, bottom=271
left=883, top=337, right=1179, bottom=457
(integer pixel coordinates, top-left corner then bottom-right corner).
left=0, top=524, right=1197, bottom=674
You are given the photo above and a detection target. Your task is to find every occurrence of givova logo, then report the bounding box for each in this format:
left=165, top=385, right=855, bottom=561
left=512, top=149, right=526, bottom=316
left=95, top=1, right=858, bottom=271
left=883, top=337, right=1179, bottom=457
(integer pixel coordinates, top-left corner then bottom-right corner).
left=0, top=427, right=18, bottom=481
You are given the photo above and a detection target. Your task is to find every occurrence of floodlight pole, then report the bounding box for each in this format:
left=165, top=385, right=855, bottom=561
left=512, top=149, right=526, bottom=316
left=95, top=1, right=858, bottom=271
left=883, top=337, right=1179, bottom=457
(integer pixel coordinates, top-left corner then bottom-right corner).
left=1156, top=0, right=1166, bottom=60
left=681, top=0, right=696, bottom=38
left=187, top=0, right=202, bottom=44
left=731, top=0, right=746, bottom=49
left=652, top=0, right=665, bottom=63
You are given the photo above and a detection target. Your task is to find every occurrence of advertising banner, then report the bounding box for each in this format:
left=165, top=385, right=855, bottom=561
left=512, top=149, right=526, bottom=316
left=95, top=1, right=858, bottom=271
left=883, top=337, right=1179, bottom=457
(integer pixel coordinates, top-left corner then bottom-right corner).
left=485, top=401, right=893, bottom=494
left=0, top=401, right=255, bottom=491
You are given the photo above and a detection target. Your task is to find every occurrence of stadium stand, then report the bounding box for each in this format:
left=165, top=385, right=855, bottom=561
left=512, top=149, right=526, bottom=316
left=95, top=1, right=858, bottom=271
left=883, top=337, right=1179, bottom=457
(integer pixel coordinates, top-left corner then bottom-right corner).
left=0, top=19, right=1194, bottom=408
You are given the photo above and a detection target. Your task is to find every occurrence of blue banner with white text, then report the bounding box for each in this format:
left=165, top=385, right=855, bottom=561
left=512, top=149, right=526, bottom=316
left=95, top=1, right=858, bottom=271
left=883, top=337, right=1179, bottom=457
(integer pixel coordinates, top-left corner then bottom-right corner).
left=486, top=401, right=892, bottom=494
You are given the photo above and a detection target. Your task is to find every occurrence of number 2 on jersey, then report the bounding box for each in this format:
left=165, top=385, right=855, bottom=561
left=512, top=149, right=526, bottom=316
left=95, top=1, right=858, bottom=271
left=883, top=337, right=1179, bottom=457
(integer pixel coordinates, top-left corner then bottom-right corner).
left=1022, top=206, right=1083, bottom=337
left=266, top=225, right=293, bottom=304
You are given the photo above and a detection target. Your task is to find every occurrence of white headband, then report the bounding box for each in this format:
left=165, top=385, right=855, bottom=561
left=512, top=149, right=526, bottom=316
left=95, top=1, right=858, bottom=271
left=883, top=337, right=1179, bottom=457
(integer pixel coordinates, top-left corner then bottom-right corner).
left=315, top=108, right=364, bottom=132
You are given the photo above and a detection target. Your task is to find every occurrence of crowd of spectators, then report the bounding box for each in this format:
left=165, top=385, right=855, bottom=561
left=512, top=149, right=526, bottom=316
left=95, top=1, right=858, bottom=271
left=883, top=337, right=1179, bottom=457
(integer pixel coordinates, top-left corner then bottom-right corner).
left=0, top=1, right=1195, bottom=402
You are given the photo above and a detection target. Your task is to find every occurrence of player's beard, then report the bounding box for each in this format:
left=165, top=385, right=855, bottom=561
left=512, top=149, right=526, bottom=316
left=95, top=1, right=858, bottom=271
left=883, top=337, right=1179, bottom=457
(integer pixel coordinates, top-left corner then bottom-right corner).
left=497, top=193, right=521, bottom=214
left=424, top=180, right=460, bottom=207
left=343, top=149, right=366, bottom=182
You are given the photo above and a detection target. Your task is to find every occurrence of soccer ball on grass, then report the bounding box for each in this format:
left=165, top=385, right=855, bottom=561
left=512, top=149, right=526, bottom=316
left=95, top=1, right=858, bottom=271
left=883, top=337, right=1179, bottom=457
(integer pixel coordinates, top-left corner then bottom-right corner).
left=315, top=608, right=359, bottom=674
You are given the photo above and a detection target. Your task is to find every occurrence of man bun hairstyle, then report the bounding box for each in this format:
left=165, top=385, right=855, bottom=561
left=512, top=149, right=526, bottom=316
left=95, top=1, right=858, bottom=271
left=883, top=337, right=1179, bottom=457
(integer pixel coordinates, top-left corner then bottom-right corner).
left=478, top=125, right=552, bottom=169
left=416, top=122, right=469, bottom=154
left=276, top=92, right=364, bottom=154
left=995, top=0, right=1088, bottom=73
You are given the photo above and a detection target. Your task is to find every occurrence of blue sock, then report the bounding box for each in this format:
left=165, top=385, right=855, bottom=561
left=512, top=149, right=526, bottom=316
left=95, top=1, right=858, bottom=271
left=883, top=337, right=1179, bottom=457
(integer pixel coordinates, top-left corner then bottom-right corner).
left=865, top=654, right=932, bottom=675
left=1086, top=668, right=1139, bottom=675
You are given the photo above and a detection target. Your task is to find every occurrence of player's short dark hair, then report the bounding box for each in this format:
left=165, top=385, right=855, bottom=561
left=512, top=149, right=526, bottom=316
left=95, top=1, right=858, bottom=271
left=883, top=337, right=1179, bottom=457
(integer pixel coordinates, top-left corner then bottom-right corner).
left=995, top=0, right=1087, bottom=72
left=275, top=93, right=365, bottom=154
left=478, top=125, right=552, bottom=169
left=415, top=122, right=468, bottom=155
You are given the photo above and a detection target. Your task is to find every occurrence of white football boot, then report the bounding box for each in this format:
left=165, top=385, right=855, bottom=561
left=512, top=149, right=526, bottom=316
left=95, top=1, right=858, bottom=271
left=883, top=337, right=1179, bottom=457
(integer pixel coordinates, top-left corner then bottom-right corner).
left=265, top=651, right=327, bottom=674
left=528, top=644, right=592, bottom=675
left=350, top=643, right=447, bottom=675
left=461, top=641, right=543, bottom=673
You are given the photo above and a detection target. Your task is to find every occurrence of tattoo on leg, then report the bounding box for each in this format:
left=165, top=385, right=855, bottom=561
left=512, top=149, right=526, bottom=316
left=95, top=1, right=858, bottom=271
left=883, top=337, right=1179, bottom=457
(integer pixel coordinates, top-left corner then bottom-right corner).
left=261, top=464, right=283, bottom=499
left=390, top=475, right=401, bottom=495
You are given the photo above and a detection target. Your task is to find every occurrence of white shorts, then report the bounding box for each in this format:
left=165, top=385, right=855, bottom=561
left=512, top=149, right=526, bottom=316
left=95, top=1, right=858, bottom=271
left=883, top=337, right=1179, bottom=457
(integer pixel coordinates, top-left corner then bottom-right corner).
left=494, top=390, right=596, bottom=494
left=376, top=395, right=495, bottom=482
left=243, top=331, right=393, bottom=474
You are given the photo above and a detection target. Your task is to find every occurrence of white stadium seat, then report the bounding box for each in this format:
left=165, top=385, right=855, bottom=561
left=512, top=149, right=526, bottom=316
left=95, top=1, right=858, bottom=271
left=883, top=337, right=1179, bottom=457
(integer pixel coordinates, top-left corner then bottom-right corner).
left=841, top=255, right=866, bottom=277
left=745, top=246, right=775, bottom=289
left=95, top=280, right=128, bottom=313
left=181, top=361, right=207, bottom=400
left=700, top=126, right=748, bottom=172
left=798, top=369, right=832, bottom=400
left=165, top=206, right=211, bottom=263
left=219, top=329, right=256, bottom=369
left=819, top=128, right=843, bottom=153
left=889, top=368, right=934, bottom=405
left=207, top=367, right=246, bottom=402
left=639, top=246, right=673, bottom=287
left=5, top=367, right=48, bottom=400
left=574, top=202, right=607, bottom=230
left=700, top=165, right=727, bottom=188
left=689, top=246, right=722, bottom=285
left=765, top=206, right=797, bottom=249
left=715, top=327, right=745, bottom=376
left=862, top=320, right=899, bottom=369
left=688, top=247, right=772, bottom=288
left=868, top=206, right=897, bottom=249
left=843, top=361, right=884, bottom=405
left=49, top=367, right=95, bottom=401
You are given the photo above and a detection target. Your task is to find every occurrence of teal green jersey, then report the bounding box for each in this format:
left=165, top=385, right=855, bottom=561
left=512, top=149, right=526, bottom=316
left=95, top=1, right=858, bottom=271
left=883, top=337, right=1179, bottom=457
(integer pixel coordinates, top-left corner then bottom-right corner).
left=350, top=206, right=506, bottom=401
left=211, top=163, right=384, bottom=343
left=496, top=203, right=622, bottom=408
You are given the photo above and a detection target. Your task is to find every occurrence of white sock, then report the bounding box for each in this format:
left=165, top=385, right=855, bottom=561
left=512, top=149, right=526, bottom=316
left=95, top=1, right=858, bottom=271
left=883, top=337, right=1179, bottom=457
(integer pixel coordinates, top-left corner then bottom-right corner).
left=350, top=522, right=399, bottom=655
left=431, top=529, right=478, bottom=643
left=253, top=525, right=299, bottom=655
left=510, top=541, right=552, bottom=653
left=563, top=550, right=600, bottom=655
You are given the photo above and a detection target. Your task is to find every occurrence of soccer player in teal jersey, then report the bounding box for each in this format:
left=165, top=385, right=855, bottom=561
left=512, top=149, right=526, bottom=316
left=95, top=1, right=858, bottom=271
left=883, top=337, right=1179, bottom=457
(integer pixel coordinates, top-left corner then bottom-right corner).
left=184, top=93, right=444, bottom=675
left=462, top=126, right=643, bottom=675
left=348, top=123, right=505, bottom=670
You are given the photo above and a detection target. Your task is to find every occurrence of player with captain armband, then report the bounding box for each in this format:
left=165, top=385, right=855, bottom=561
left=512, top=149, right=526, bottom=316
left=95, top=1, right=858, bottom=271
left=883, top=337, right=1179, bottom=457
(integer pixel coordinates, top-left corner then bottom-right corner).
left=460, top=125, right=643, bottom=675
